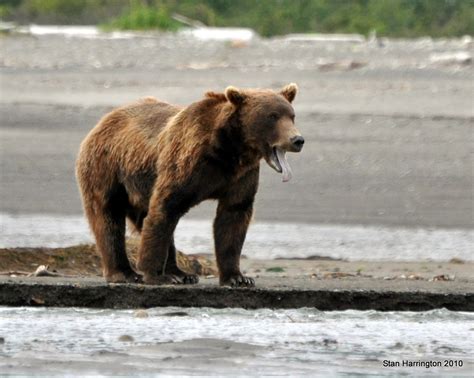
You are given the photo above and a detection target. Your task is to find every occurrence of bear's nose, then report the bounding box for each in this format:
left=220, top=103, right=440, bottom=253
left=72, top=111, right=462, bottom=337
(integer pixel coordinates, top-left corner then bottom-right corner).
left=291, top=136, right=305, bottom=151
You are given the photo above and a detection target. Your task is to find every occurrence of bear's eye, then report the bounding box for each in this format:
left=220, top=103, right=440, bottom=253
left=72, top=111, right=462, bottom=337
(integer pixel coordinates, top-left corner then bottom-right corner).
left=269, top=113, right=279, bottom=121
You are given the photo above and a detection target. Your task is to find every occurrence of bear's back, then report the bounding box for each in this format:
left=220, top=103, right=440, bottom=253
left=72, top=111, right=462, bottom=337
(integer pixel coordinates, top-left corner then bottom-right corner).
left=121, top=98, right=182, bottom=140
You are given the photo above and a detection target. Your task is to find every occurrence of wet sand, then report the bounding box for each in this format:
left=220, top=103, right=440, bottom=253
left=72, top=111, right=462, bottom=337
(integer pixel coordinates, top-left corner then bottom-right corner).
left=1, top=34, right=473, bottom=228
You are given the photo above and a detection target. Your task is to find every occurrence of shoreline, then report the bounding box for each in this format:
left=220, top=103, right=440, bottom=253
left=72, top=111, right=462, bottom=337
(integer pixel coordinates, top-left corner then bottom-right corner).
left=1, top=246, right=473, bottom=311
left=1, top=276, right=473, bottom=311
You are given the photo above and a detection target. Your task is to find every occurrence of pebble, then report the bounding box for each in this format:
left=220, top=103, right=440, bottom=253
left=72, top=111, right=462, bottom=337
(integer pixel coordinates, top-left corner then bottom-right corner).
left=134, top=309, right=149, bottom=318
left=118, top=335, right=134, bottom=342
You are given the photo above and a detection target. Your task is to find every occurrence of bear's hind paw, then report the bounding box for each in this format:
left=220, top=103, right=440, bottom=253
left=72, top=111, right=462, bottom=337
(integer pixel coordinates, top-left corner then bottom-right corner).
left=105, top=271, right=143, bottom=284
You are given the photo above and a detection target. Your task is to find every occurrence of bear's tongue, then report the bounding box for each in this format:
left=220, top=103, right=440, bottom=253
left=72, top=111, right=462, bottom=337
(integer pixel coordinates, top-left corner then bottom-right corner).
left=275, top=147, right=293, bottom=182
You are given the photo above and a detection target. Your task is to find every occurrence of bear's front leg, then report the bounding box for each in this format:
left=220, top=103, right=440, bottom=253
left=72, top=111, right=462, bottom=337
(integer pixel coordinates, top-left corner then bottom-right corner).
left=137, top=180, right=199, bottom=285
left=214, top=168, right=258, bottom=287
left=137, top=210, right=180, bottom=285
left=214, top=201, right=255, bottom=287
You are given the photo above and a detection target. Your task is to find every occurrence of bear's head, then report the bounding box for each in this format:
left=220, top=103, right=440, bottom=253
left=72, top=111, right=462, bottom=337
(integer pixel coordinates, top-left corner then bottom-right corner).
left=224, top=83, right=304, bottom=182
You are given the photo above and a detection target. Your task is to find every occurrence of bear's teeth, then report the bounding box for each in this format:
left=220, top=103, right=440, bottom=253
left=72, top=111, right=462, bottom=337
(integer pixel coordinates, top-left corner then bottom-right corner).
left=275, top=147, right=293, bottom=182
left=270, top=147, right=282, bottom=172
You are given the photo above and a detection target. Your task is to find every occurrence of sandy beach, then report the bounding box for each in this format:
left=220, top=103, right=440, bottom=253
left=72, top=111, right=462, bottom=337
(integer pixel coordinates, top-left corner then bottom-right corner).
left=1, top=33, right=473, bottom=229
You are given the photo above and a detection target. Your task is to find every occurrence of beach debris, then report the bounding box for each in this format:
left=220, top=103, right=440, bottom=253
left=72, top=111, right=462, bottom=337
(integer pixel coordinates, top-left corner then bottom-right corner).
left=398, top=273, right=424, bottom=280
left=29, top=296, right=45, bottom=305
left=118, top=335, right=134, bottom=342
left=408, top=274, right=423, bottom=280
left=449, top=257, right=465, bottom=264
left=0, top=337, right=5, bottom=344
left=2, top=265, right=69, bottom=278
left=384, top=273, right=455, bottom=281
left=28, top=265, right=62, bottom=277
left=0, top=270, right=31, bottom=277
left=430, top=274, right=455, bottom=282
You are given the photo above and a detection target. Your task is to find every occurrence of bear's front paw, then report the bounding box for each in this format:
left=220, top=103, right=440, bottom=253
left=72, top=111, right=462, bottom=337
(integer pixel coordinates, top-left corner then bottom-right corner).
left=220, top=274, right=255, bottom=288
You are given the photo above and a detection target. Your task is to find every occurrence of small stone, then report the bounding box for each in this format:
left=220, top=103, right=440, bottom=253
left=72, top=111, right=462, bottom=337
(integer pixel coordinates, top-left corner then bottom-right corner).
left=118, top=335, right=134, bottom=342
left=389, top=342, right=404, bottom=349
left=134, top=309, right=149, bottom=318
left=322, top=338, right=338, bottom=346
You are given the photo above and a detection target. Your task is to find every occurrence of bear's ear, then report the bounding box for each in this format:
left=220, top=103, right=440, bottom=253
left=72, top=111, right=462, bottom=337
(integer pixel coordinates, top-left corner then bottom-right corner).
left=280, top=83, right=298, bottom=103
left=225, top=86, right=247, bottom=106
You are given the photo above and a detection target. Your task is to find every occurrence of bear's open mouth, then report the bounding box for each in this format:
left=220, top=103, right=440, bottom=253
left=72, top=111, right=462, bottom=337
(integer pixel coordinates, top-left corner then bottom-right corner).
left=269, top=147, right=293, bottom=182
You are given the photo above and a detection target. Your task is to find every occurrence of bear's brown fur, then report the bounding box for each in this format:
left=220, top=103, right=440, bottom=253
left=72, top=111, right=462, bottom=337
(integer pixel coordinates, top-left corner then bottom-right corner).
left=76, top=84, right=303, bottom=286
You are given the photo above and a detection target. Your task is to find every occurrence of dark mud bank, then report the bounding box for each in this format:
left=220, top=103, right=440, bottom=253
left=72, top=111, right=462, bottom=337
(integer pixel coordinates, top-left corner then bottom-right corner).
left=1, top=277, right=472, bottom=311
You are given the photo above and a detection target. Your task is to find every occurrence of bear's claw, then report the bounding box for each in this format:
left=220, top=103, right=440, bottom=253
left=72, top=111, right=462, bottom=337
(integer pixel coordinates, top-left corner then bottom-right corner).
left=221, top=274, right=255, bottom=288
left=181, top=274, right=199, bottom=285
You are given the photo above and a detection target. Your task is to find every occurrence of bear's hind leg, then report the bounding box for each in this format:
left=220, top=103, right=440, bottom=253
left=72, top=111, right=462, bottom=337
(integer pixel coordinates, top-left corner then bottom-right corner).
left=86, top=188, right=141, bottom=283
left=164, top=237, right=199, bottom=284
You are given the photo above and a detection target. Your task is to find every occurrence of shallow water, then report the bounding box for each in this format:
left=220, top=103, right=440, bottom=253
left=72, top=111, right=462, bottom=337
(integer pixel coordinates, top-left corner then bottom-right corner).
left=0, top=307, right=472, bottom=376
left=1, top=213, right=472, bottom=261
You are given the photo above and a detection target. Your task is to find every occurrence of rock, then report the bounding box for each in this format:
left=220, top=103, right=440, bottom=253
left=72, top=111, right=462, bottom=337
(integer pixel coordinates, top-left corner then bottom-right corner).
left=118, top=335, right=134, bottom=342
left=134, top=309, right=149, bottom=318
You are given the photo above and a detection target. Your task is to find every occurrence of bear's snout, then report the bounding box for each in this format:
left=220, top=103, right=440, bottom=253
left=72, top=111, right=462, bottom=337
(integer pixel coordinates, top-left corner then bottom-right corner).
left=290, top=135, right=305, bottom=152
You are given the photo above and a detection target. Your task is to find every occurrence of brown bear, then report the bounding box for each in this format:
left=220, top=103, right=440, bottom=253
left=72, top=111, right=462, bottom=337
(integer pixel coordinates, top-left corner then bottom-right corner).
left=76, top=84, right=304, bottom=287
